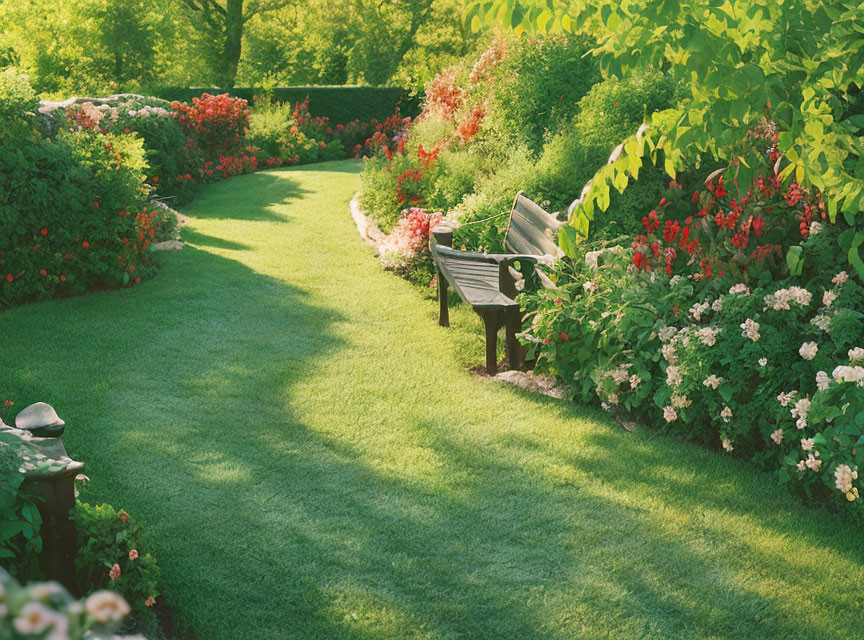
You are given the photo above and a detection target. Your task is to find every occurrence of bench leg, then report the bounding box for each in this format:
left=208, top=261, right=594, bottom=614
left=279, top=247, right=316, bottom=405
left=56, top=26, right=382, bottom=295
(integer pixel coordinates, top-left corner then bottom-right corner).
left=481, top=310, right=500, bottom=374
left=504, top=306, right=523, bottom=371
left=437, top=270, right=449, bottom=327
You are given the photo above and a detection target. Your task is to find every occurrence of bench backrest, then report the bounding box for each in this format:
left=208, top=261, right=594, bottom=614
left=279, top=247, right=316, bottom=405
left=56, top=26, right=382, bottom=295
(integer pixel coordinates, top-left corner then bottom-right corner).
left=504, top=193, right=564, bottom=258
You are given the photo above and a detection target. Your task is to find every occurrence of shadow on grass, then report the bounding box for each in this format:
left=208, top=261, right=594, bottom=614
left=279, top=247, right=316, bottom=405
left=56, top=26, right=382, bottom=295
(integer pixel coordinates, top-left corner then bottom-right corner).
left=185, top=171, right=314, bottom=221
left=181, top=228, right=251, bottom=251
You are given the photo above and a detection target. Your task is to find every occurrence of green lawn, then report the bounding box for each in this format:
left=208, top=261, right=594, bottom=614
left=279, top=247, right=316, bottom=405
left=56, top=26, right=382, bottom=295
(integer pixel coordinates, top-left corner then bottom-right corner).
left=3, top=159, right=864, bottom=639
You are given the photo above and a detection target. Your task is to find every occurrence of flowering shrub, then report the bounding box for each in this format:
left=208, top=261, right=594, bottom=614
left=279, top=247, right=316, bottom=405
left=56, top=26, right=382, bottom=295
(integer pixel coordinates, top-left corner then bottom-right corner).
left=0, top=93, right=155, bottom=309
left=0, top=568, right=131, bottom=639
left=377, top=208, right=443, bottom=287
left=521, top=232, right=864, bottom=517
left=72, top=501, right=161, bottom=621
left=172, top=93, right=250, bottom=160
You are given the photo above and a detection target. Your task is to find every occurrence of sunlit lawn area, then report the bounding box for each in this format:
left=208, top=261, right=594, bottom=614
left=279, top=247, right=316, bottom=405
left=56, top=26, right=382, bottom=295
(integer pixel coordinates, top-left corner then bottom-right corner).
left=3, top=160, right=864, bottom=639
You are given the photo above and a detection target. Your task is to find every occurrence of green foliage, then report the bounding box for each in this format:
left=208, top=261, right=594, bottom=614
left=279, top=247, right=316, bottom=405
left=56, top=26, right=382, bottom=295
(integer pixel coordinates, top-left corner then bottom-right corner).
left=533, top=69, right=680, bottom=230
left=0, top=69, right=39, bottom=120
left=0, top=434, right=42, bottom=576
left=72, top=502, right=160, bottom=620
left=469, top=0, right=864, bottom=275
left=484, top=34, right=599, bottom=153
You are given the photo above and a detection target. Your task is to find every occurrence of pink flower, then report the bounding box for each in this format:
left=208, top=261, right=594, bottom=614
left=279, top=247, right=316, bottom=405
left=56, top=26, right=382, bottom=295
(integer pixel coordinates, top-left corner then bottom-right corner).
left=109, top=563, right=121, bottom=580
left=129, top=549, right=138, bottom=561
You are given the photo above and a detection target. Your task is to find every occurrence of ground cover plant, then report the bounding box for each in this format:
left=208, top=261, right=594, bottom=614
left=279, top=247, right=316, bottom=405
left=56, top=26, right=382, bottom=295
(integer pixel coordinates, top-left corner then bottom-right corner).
left=3, top=162, right=864, bottom=639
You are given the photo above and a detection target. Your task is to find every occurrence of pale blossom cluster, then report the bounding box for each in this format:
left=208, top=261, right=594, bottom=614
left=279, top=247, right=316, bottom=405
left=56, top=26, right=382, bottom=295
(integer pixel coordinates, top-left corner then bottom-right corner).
left=703, top=375, right=723, bottom=390
left=759, top=357, right=768, bottom=367
left=834, top=464, right=859, bottom=501
left=583, top=280, right=598, bottom=292
left=815, top=370, right=831, bottom=391
left=810, top=313, right=832, bottom=333
left=740, top=318, right=760, bottom=341
left=697, top=326, right=721, bottom=346
left=728, top=283, right=750, bottom=295
left=763, top=286, right=812, bottom=310
left=689, top=301, right=710, bottom=321
left=791, top=397, right=811, bottom=429
left=720, top=406, right=732, bottom=422
left=663, top=406, right=677, bottom=422
left=711, top=298, right=723, bottom=313
left=800, top=438, right=814, bottom=451
left=831, top=365, right=864, bottom=385
left=832, top=271, right=849, bottom=285
left=666, top=365, right=682, bottom=387
left=797, top=452, right=822, bottom=472
left=777, top=390, right=797, bottom=407
left=849, top=347, right=864, bottom=362
left=770, top=429, right=783, bottom=444
left=721, top=438, right=734, bottom=452
left=822, top=290, right=837, bottom=307
left=799, top=341, right=818, bottom=361
left=658, top=326, right=678, bottom=343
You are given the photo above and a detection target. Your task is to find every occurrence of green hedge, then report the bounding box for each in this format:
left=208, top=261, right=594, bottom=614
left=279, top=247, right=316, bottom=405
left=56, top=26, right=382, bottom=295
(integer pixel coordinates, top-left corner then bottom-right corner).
left=152, top=86, right=420, bottom=124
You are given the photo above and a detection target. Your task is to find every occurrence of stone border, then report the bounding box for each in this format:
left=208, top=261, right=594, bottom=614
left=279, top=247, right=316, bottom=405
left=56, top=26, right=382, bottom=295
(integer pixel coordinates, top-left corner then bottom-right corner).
left=349, top=192, right=385, bottom=249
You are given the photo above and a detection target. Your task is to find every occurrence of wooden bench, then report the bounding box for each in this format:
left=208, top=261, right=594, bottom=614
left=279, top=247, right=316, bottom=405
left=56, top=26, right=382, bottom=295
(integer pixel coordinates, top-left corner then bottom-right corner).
left=431, top=193, right=564, bottom=373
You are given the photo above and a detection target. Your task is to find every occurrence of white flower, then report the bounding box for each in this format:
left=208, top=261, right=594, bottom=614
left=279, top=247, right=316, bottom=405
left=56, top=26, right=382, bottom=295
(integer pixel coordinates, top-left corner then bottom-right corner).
left=849, top=347, right=864, bottom=362
left=777, top=390, right=797, bottom=407
left=740, top=318, right=760, bottom=341
left=689, top=301, right=710, bottom=322
left=770, top=429, right=783, bottom=444
left=809, top=221, right=822, bottom=236
left=816, top=371, right=831, bottom=391
left=628, top=374, right=642, bottom=389
left=722, top=438, right=734, bottom=452
left=607, top=392, right=619, bottom=405
left=759, top=357, right=768, bottom=367
left=666, top=365, right=682, bottom=387
left=703, top=375, right=723, bottom=390
left=583, top=280, right=597, bottom=292
left=805, top=453, right=822, bottom=471
left=832, top=271, right=848, bottom=285
left=729, top=283, right=750, bottom=295
left=85, top=590, right=131, bottom=624
left=712, top=298, right=723, bottom=312
left=669, top=275, right=683, bottom=287
left=797, top=459, right=807, bottom=472
left=663, top=406, right=677, bottom=422
left=720, top=406, right=733, bottom=422
left=801, top=438, right=814, bottom=451
left=810, top=313, right=832, bottom=333
left=822, top=290, right=837, bottom=307
left=13, top=602, right=54, bottom=635
left=697, top=326, right=721, bottom=346
left=832, top=365, right=864, bottom=384
left=799, top=341, right=818, bottom=360
left=834, top=464, right=858, bottom=493
left=791, top=398, right=811, bottom=427
left=796, top=417, right=807, bottom=430
left=661, top=343, right=677, bottom=364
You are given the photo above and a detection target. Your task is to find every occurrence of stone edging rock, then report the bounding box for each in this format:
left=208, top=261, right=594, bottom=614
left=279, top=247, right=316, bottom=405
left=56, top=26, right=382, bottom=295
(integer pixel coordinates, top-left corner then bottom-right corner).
left=349, top=192, right=385, bottom=249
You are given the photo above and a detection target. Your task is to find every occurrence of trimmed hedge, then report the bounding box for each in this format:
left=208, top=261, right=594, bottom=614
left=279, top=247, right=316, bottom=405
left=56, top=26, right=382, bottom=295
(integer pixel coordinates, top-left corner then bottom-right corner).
left=152, top=86, right=420, bottom=124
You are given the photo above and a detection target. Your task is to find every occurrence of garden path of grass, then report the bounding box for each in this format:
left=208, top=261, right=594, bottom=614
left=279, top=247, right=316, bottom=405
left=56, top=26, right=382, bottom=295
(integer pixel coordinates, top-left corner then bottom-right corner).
left=3, top=159, right=864, bottom=640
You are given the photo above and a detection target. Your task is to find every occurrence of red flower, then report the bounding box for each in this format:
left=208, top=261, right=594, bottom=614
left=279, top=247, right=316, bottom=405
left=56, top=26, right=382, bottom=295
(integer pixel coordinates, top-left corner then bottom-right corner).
left=82, top=241, right=89, bottom=248
left=642, top=210, right=660, bottom=233
left=633, top=252, right=650, bottom=270
left=560, top=332, right=569, bottom=341
left=662, top=220, right=680, bottom=242
left=60, top=274, right=66, bottom=282
left=41, top=228, right=48, bottom=236
left=5, top=273, right=12, bottom=282
left=40, top=269, right=47, bottom=276
left=752, top=215, right=764, bottom=237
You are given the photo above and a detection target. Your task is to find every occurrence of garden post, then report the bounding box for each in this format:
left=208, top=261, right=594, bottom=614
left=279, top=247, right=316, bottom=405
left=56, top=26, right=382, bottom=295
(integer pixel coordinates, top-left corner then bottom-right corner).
left=431, top=225, right=454, bottom=327
left=10, top=403, right=84, bottom=594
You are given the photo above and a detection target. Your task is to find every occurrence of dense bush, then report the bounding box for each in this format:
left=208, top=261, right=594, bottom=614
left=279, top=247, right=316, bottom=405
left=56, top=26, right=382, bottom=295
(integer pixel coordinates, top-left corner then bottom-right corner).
left=73, top=501, right=161, bottom=621
left=0, top=77, right=156, bottom=309
left=172, top=93, right=250, bottom=161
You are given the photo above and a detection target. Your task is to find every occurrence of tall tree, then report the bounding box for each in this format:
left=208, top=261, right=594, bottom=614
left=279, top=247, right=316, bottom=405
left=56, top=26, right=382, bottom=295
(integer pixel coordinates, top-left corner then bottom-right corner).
left=178, top=0, right=294, bottom=87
